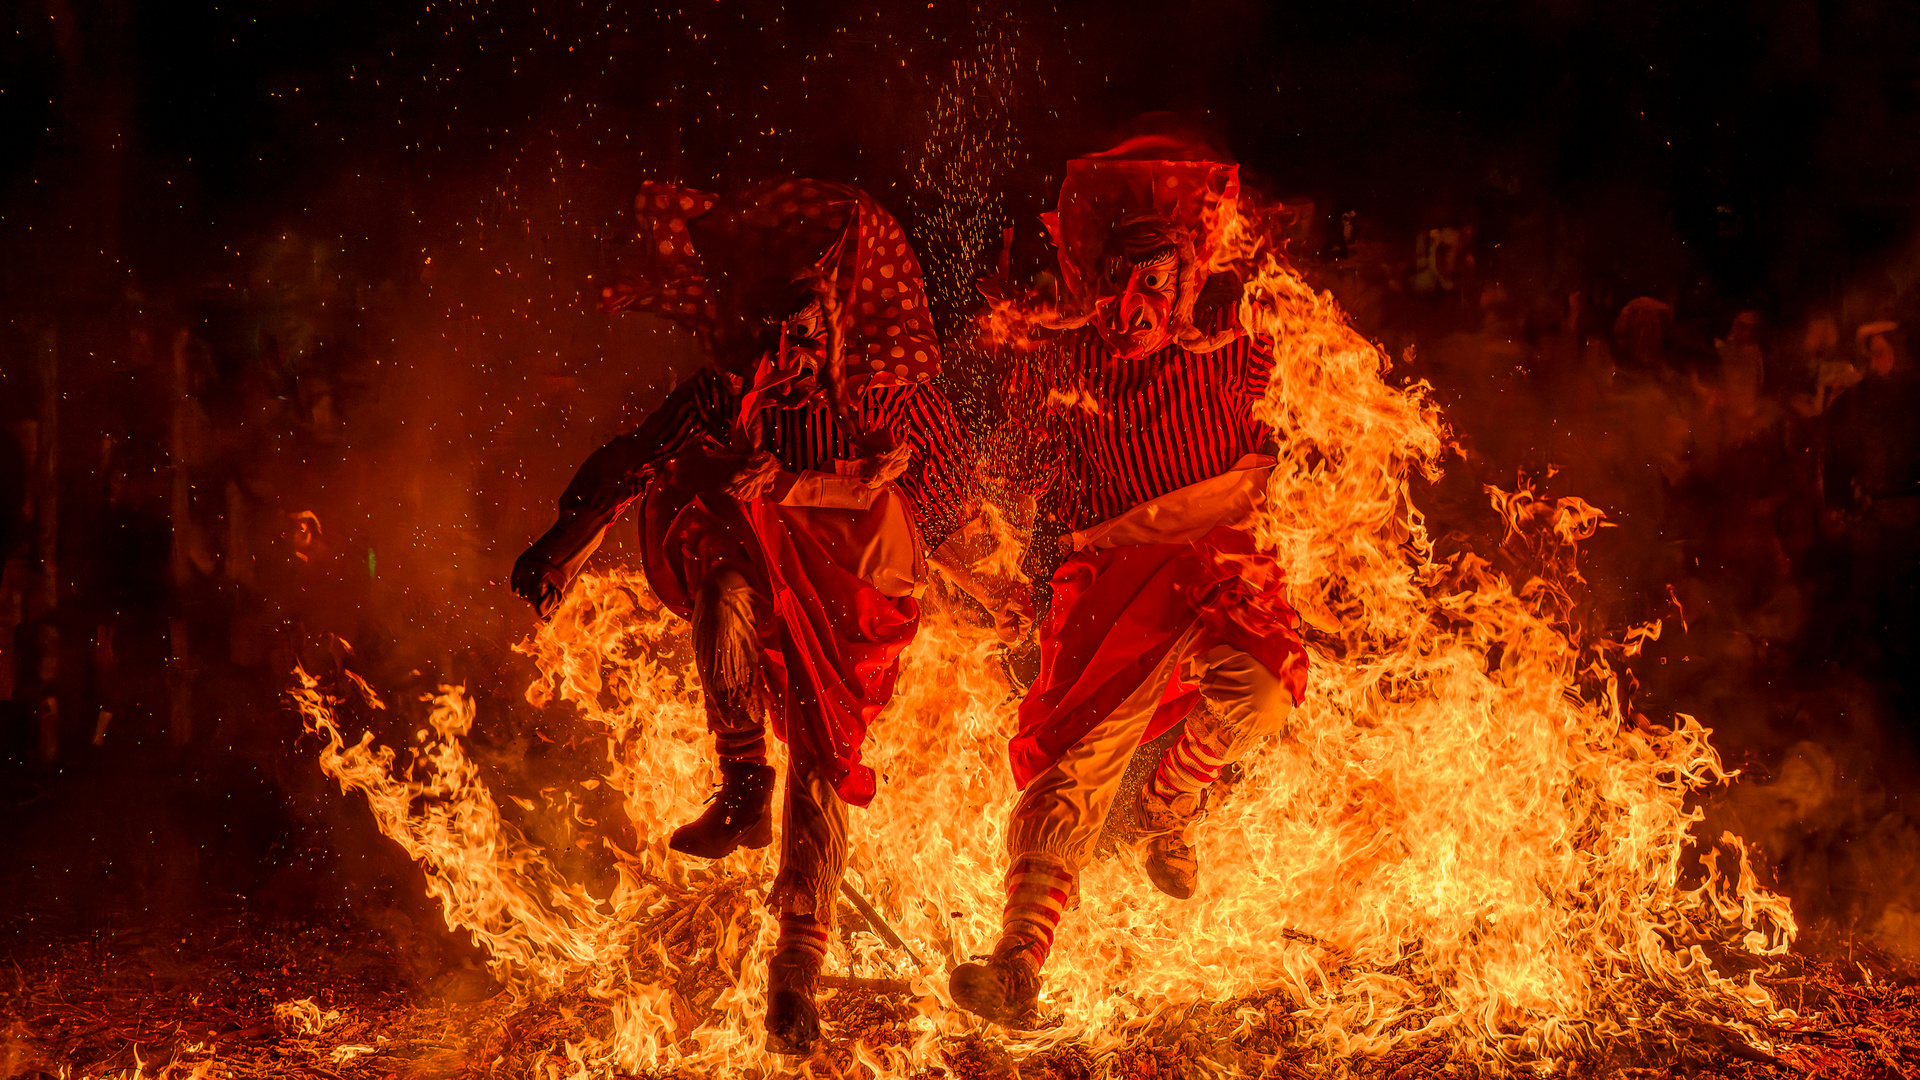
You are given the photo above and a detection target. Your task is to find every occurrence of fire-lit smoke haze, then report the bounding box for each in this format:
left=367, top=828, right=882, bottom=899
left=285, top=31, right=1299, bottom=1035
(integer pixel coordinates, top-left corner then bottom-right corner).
left=5, top=2, right=1920, bottom=1077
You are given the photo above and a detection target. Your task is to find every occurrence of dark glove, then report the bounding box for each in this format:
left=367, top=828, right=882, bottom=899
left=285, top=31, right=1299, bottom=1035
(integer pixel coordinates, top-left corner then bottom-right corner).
left=511, top=549, right=569, bottom=619
left=990, top=583, right=1036, bottom=645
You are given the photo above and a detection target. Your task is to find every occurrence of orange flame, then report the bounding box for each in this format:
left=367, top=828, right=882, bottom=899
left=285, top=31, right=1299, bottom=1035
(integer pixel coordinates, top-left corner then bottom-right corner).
left=290, top=208, right=1797, bottom=1074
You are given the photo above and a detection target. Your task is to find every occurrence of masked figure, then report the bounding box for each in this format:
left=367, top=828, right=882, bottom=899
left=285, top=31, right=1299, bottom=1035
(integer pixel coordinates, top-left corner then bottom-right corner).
left=513, top=179, right=1019, bottom=1053
left=951, top=135, right=1310, bottom=1024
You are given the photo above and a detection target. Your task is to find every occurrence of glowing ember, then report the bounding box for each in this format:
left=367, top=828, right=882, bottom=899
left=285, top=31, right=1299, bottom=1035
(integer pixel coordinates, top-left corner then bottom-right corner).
left=288, top=207, right=1799, bottom=1076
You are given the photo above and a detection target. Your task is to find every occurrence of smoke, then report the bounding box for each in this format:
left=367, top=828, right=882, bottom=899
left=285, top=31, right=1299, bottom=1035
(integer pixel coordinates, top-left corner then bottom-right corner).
left=208, top=144, right=715, bottom=984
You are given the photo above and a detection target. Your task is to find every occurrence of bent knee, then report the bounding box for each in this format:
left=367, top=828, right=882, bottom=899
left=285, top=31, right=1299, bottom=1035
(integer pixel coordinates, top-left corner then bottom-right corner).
left=1242, top=677, right=1294, bottom=736
left=1198, top=648, right=1295, bottom=742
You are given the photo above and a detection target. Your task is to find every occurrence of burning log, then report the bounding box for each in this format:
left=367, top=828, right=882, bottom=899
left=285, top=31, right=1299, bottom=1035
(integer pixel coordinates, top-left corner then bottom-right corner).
left=839, top=878, right=926, bottom=970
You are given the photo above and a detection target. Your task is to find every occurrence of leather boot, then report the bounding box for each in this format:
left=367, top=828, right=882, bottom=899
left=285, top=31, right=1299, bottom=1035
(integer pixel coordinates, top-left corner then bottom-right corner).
left=1136, top=784, right=1203, bottom=899
left=948, top=946, right=1041, bottom=1028
left=669, top=760, right=775, bottom=859
left=764, top=950, right=823, bottom=1055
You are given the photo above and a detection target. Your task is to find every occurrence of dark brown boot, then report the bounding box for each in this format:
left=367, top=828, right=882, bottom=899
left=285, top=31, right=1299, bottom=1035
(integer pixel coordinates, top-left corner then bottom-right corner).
left=669, top=760, right=775, bottom=859
left=949, top=946, right=1041, bottom=1028
left=764, top=950, right=823, bottom=1055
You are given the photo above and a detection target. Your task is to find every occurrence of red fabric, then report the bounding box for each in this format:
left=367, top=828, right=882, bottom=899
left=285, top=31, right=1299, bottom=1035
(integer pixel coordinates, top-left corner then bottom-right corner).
left=642, top=440, right=918, bottom=807
left=1009, top=526, right=1309, bottom=789
left=600, top=182, right=722, bottom=340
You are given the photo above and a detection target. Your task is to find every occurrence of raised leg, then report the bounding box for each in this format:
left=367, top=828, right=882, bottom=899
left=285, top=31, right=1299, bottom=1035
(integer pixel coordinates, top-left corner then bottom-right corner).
left=951, top=632, right=1193, bottom=1024
left=1137, top=644, right=1294, bottom=897
left=671, top=567, right=776, bottom=859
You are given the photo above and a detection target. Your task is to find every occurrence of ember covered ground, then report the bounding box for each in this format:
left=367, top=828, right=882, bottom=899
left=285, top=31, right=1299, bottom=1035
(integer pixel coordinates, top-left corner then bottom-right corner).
left=4, top=905, right=1920, bottom=1079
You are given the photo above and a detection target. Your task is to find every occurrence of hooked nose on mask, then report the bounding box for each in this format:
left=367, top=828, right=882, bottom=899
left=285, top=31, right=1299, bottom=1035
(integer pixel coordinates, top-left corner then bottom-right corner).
left=1102, top=288, right=1160, bottom=335
left=780, top=356, right=819, bottom=387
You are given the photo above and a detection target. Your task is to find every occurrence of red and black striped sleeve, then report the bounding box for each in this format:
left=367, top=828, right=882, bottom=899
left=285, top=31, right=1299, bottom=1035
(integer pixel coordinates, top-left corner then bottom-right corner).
left=858, top=382, right=978, bottom=547
left=555, top=371, right=723, bottom=528
left=1240, top=314, right=1276, bottom=403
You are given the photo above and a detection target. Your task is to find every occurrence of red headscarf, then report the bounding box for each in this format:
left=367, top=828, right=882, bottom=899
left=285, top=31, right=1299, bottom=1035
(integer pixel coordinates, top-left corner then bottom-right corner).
left=603, top=178, right=941, bottom=393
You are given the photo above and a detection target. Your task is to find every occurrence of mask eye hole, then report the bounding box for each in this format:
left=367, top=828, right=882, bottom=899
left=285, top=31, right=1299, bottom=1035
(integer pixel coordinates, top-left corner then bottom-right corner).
left=780, top=300, right=825, bottom=348
left=1128, top=246, right=1178, bottom=295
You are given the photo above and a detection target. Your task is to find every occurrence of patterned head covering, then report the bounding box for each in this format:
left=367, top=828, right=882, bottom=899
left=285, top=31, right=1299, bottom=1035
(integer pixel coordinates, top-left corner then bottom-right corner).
left=603, top=178, right=941, bottom=392
left=603, top=182, right=722, bottom=332
left=1040, top=134, right=1241, bottom=351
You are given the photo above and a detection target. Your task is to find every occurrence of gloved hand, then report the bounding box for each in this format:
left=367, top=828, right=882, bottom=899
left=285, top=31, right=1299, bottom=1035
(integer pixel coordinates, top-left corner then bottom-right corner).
left=986, top=579, right=1036, bottom=645
left=511, top=548, right=569, bottom=619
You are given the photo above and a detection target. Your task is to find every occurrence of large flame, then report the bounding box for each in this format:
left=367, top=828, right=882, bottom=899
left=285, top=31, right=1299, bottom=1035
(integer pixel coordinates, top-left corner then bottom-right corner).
left=290, top=214, right=1798, bottom=1075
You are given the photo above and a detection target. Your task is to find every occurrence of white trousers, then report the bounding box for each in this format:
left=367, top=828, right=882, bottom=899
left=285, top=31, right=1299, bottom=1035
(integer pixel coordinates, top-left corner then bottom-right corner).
left=1007, top=630, right=1294, bottom=873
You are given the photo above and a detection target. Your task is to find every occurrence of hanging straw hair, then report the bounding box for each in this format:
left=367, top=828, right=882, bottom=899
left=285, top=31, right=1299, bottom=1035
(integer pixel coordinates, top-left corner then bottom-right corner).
left=803, top=259, right=854, bottom=426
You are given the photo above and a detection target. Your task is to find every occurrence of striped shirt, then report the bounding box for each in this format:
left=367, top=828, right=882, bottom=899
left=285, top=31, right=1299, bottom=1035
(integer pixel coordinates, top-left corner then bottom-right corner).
left=993, top=314, right=1274, bottom=533
left=558, top=367, right=975, bottom=545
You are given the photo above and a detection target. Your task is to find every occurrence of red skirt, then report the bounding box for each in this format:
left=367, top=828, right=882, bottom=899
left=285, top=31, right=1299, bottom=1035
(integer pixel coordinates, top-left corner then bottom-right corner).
left=642, top=453, right=919, bottom=808
left=1010, top=526, right=1309, bottom=788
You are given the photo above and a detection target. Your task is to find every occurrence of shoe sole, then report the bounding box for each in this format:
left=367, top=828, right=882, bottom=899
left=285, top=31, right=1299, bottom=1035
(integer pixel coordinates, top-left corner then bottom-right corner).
left=667, top=817, right=774, bottom=860
left=1143, top=837, right=1197, bottom=899
left=765, top=1029, right=818, bottom=1056
left=1145, top=864, right=1196, bottom=900
left=949, top=970, right=1039, bottom=1030
left=744, top=818, right=773, bottom=849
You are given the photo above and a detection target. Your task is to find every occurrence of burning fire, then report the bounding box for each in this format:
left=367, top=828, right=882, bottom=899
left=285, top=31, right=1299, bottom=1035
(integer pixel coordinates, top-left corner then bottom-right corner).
left=288, top=211, right=1799, bottom=1076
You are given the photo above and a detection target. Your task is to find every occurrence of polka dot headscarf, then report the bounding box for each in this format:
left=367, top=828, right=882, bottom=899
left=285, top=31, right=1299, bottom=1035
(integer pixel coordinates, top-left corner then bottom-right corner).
left=601, top=182, right=722, bottom=333
left=603, top=178, right=941, bottom=391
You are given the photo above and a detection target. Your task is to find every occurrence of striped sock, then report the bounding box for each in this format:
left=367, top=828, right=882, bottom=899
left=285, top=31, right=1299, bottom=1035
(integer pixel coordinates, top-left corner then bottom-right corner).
left=1147, top=731, right=1227, bottom=802
left=776, top=912, right=830, bottom=963
left=997, top=856, right=1073, bottom=970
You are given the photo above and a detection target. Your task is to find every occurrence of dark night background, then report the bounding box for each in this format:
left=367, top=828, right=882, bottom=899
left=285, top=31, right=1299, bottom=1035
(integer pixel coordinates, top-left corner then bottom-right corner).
left=4, top=0, right=1920, bottom=997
